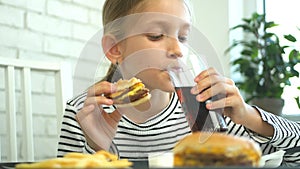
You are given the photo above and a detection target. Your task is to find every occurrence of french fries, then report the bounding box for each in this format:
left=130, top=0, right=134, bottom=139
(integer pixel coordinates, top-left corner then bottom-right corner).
left=16, top=150, right=132, bottom=168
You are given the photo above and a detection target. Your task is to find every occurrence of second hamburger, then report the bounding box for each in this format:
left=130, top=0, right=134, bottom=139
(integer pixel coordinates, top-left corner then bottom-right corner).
left=173, top=132, right=262, bottom=167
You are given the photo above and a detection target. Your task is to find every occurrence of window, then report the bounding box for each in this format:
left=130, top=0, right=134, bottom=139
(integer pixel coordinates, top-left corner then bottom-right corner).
left=260, top=0, right=300, bottom=116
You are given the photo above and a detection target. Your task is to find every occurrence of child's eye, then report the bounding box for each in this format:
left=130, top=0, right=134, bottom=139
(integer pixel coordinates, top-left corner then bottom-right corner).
left=178, top=36, right=188, bottom=43
left=147, top=34, right=164, bottom=41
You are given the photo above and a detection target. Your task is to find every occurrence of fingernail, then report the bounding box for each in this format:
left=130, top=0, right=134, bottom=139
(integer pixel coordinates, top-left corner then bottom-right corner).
left=205, top=100, right=212, bottom=109
left=191, top=86, right=197, bottom=94
left=197, top=94, right=204, bottom=102
left=106, top=99, right=114, bottom=105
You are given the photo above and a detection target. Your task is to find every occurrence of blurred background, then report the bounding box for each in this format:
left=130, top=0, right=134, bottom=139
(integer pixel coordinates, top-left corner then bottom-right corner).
left=0, top=0, right=299, bottom=162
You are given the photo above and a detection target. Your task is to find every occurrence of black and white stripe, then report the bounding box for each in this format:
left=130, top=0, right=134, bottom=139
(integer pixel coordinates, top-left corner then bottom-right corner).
left=57, top=92, right=300, bottom=166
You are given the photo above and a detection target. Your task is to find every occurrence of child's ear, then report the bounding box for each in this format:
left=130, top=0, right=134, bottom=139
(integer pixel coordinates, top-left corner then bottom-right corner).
left=102, top=35, right=122, bottom=63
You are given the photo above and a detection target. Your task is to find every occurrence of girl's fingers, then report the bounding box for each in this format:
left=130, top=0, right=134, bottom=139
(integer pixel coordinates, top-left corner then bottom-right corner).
left=84, top=95, right=114, bottom=107
left=194, top=82, right=228, bottom=102
left=87, top=81, right=117, bottom=97
left=101, top=110, right=122, bottom=128
left=226, top=78, right=235, bottom=85
left=192, top=73, right=236, bottom=100
left=191, top=75, right=224, bottom=95
left=205, top=87, right=241, bottom=110
left=76, top=104, right=96, bottom=122
left=194, top=67, right=220, bottom=82
left=81, top=104, right=95, bottom=113
left=205, top=97, right=229, bottom=110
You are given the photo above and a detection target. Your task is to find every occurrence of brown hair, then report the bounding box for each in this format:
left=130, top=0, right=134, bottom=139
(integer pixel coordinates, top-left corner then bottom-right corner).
left=101, top=0, right=191, bottom=82
left=101, top=0, right=147, bottom=82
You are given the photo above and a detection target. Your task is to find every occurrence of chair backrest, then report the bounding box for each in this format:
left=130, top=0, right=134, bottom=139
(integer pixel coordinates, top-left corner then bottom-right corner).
left=0, top=58, right=73, bottom=162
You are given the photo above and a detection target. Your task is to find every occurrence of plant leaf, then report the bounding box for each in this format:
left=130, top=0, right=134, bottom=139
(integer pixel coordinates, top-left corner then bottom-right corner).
left=284, top=34, right=297, bottom=42
left=265, top=21, right=279, bottom=29
left=289, top=49, right=300, bottom=63
left=262, top=33, right=276, bottom=39
left=242, top=18, right=251, bottom=24
left=295, top=97, right=300, bottom=109
left=230, top=24, right=254, bottom=33
left=241, top=49, right=254, bottom=56
left=226, top=12, right=300, bottom=100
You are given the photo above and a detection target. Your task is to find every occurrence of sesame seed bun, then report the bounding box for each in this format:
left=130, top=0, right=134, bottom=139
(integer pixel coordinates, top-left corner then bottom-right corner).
left=106, top=77, right=151, bottom=107
left=173, top=132, right=262, bottom=167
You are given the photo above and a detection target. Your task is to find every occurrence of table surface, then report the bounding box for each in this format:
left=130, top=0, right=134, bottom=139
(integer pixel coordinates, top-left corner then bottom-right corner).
left=0, top=161, right=297, bottom=169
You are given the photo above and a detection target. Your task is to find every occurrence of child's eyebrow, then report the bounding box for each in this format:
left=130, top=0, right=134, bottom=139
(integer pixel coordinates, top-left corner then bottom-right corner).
left=144, top=20, right=191, bottom=30
left=128, top=18, right=191, bottom=36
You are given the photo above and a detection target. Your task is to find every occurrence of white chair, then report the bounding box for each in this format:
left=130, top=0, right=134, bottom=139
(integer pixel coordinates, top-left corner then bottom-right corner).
left=0, top=58, right=73, bottom=162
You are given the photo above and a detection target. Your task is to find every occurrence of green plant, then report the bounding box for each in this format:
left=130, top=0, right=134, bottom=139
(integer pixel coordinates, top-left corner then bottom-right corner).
left=296, top=87, right=300, bottom=109
left=226, top=12, right=300, bottom=103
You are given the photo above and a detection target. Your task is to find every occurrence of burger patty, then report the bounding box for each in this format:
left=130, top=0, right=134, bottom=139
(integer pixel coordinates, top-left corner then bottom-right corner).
left=127, top=89, right=149, bottom=102
left=112, top=89, right=149, bottom=104
left=106, top=82, right=147, bottom=101
left=175, top=153, right=254, bottom=166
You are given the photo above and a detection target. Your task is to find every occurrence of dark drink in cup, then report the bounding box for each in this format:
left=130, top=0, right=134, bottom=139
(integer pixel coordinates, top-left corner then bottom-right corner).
left=175, top=86, right=228, bottom=132
left=167, top=58, right=227, bottom=132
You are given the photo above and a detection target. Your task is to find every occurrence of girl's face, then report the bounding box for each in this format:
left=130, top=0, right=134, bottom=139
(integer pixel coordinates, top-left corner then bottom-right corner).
left=118, top=0, right=191, bottom=92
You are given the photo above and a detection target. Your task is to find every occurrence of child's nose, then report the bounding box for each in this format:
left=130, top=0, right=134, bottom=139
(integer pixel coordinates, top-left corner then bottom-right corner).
left=167, top=37, right=183, bottom=59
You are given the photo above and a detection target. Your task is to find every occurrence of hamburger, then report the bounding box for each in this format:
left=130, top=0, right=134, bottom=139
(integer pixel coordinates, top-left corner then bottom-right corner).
left=106, top=77, right=151, bottom=107
left=173, top=132, right=261, bottom=167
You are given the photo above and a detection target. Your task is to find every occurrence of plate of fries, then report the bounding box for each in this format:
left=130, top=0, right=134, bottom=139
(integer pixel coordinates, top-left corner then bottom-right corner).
left=15, top=150, right=132, bottom=168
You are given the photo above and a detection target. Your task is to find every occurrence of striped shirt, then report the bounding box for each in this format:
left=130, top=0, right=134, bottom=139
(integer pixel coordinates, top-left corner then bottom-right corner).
left=57, top=92, right=300, bottom=166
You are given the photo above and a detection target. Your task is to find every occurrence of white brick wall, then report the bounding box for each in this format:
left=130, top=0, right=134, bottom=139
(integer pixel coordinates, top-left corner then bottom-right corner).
left=0, top=46, right=18, bottom=58
left=0, top=26, right=44, bottom=52
left=44, top=36, right=84, bottom=57
left=27, top=12, right=73, bottom=38
left=73, top=0, right=104, bottom=9
left=1, top=0, right=46, bottom=13
left=0, top=0, right=107, bottom=161
left=0, top=5, right=24, bottom=27
left=48, top=0, right=89, bottom=23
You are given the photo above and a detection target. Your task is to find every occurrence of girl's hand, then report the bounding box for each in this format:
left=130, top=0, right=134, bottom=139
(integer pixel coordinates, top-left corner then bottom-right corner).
left=191, top=68, right=274, bottom=137
left=190, top=67, right=249, bottom=124
left=76, top=81, right=122, bottom=151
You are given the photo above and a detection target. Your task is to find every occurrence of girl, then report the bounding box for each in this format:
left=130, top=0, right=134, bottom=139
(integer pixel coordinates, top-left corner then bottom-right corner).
left=58, top=0, right=300, bottom=166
